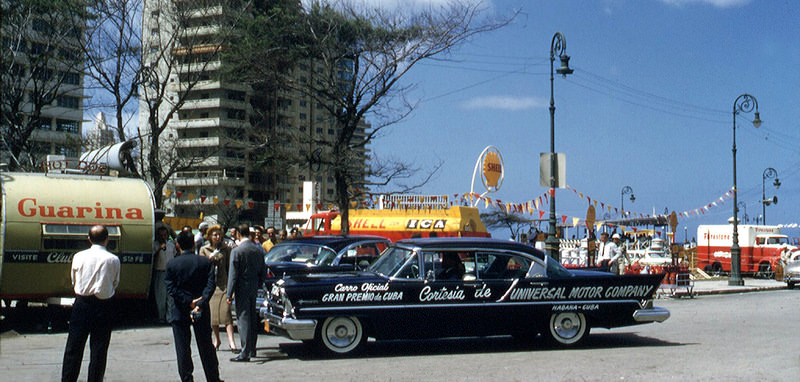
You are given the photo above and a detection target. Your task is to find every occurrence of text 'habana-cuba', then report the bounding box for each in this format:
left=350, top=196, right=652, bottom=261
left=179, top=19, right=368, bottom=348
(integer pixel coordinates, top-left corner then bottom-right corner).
left=17, top=198, right=145, bottom=220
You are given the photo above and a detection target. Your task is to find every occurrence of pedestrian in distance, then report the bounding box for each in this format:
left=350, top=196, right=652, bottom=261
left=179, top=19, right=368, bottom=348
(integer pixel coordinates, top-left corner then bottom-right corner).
left=227, top=223, right=267, bottom=362
left=165, top=231, right=223, bottom=382
left=262, top=226, right=278, bottom=253
left=195, top=221, right=209, bottom=255
left=152, top=226, right=176, bottom=324
left=61, top=225, right=120, bottom=382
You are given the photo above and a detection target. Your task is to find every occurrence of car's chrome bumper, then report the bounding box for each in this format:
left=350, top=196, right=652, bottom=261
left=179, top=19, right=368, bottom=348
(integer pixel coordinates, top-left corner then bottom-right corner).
left=263, top=309, right=317, bottom=340
left=632, top=306, right=670, bottom=323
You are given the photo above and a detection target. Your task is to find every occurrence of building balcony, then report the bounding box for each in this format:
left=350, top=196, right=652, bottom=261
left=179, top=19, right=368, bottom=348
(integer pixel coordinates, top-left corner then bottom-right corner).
left=175, top=136, right=221, bottom=148
left=180, top=98, right=248, bottom=111
left=169, top=117, right=249, bottom=130
left=180, top=25, right=220, bottom=38
left=170, top=169, right=245, bottom=188
left=178, top=60, right=221, bottom=73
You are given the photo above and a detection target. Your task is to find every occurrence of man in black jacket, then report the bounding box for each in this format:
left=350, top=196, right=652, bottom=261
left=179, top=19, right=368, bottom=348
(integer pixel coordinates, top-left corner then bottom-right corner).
left=165, top=231, right=222, bottom=382
left=226, top=223, right=267, bottom=362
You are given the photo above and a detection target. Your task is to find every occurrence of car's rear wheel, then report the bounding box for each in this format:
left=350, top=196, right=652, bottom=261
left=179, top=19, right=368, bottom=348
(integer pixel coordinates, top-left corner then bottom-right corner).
left=711, top=263, right=723, bottom=276
left=319, top=316, right=365, bottom=355
left=788, top=282, right=795, bottom=290
left=547, top=312, right=588, bottom=346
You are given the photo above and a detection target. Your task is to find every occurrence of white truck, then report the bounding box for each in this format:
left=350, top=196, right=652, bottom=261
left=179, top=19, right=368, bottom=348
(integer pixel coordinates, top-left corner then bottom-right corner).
left=696, top=224, right=794, bottom=277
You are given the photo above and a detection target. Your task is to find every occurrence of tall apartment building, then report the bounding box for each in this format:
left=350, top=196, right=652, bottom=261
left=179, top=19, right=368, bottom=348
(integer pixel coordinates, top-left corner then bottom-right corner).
left=140, top=0, right=369, bottom=223
left=1, top=13, right=85, bottom=168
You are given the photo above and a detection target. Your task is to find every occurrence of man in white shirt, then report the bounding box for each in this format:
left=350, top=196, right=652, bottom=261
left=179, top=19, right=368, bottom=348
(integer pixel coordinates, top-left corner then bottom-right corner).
left=62, top=225, right=120, bottom=382
left=153, top=226, right=177, bottom=323
left=597, top=232, right=623, bottom=274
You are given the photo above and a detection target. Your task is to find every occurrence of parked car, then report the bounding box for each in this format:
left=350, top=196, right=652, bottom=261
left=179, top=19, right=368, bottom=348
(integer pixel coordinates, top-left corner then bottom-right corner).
left=263, top=235, right=391, bottom=290
left=783, top=250, right=800, bottom=289
left=263, top=237, right=670, bottom=355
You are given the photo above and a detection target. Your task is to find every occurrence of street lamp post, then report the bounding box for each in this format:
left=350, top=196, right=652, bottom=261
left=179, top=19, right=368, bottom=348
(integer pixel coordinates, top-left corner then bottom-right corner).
left=737, top=202, right=748, bottom=224
left=545, top=32, right=574, bottom=261
left=761, top=167, right=780, bottom=225
left=620, top=186, right=635, bottom=218
left=730, top=94, right=762, bottom=286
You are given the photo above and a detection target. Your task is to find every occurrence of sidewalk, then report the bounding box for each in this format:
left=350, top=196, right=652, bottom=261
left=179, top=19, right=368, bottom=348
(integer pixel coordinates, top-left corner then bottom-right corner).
left=659, top=277, right=787, bottom=298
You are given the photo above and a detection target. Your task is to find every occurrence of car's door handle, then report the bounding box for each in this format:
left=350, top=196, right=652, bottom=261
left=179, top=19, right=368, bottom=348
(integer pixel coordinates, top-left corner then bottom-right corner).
left=529, top=281, right=549, bottom=287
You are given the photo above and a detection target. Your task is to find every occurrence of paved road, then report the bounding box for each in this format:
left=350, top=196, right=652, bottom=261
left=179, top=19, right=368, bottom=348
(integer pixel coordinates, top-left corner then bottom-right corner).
left=2, top=290, right=799, bottom=381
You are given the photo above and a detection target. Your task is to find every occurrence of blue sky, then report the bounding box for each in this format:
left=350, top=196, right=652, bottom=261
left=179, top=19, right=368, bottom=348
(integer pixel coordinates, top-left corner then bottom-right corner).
left=368, top=0, right=800, bottom=241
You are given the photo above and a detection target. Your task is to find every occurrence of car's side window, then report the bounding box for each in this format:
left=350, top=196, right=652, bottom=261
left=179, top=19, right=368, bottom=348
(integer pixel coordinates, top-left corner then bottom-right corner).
left=476, top=252, right=531, bottom=280
left=526, top=258, right=547, bottom=278
left=422, top=251, right=469, bottom=281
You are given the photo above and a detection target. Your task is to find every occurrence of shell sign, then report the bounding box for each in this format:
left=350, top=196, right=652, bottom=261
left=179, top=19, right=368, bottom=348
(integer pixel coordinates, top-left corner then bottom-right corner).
left=482, top=150, right=504, bottom=189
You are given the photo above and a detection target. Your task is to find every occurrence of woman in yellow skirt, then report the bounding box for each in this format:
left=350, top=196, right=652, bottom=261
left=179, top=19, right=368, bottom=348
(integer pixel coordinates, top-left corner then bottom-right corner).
left=199, top=225, right=237, bottom=352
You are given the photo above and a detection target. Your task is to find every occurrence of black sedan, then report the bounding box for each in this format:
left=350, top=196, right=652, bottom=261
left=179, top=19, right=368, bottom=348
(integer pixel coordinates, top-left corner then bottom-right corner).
left=264, top=235, right=391, bottom=289
left=263, top=237, right=670, bottom=354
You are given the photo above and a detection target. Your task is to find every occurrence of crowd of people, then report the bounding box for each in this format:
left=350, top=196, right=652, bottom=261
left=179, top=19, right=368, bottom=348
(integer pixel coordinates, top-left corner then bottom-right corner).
left=63, top=220, right=299, bottom=382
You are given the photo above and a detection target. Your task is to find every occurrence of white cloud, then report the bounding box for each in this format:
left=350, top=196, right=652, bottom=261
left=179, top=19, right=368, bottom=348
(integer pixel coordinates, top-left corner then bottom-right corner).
left=462, top=96, right=546, bottom=111
left=659, top=0, right=752, bottom=8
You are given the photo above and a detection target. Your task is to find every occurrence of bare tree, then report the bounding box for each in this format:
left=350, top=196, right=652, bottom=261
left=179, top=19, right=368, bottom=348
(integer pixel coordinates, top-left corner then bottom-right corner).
left=229, top=0, right=516, bottom=233
left=1, top=0, right=87, bottom=170
left=83, top=0, right=142, bottom=144
left=301, top=1, right=515, bottom=233
left=481, top=209, right=533, bottom=241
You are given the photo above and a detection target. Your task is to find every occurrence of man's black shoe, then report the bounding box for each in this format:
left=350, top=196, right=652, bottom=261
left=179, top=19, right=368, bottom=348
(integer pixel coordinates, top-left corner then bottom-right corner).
left=230, top=356, right=250, bottom=362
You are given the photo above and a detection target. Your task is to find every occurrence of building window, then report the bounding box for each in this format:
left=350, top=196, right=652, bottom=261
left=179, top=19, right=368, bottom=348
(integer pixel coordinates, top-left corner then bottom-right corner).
left=59, top=145, right=78, bottom=157
left=37, top=117, right=51, bottom=130
left=299, top=113, right=306, bottom=120
left=327, top=189, right=334, bottom=195
left=61, top=71, right=81, bottom=85
left=328, top=129, right=334, bottom=135
left=316, top=128, right=323, bottom=134
left=299, top=100, right=307, bottom=107
left=56, top=95, right=80, bottom=109
left=56, top=119, right=80, bottom=133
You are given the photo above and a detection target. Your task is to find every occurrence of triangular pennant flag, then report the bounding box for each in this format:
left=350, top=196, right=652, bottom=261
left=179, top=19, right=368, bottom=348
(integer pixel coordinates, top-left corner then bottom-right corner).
left=223, top=199, right=230, bottom=207
left=234, top=200, right=243, bottom=209
left=248, top=201, right=255, bottom=209
left=212, top=197, right=219, bottom=205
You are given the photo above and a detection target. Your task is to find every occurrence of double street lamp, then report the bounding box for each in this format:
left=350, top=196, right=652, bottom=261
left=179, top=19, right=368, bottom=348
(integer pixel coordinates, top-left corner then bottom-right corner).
left=761, top=167, right=780, bottom=224
left=620, top=186, right=635, bottom=218
left=545, top=32, right=574, bottom=261
left=730, top=93, right=762, bottom=286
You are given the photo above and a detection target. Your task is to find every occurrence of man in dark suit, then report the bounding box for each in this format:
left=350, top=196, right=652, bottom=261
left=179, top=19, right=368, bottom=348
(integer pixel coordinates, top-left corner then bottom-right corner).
left=226, top=223, right=267, bottom=362
left=165, top=231, right=222, bottom=382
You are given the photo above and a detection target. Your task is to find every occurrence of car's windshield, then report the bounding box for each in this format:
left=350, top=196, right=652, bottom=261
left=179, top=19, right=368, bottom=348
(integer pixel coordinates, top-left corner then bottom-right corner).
left=369, top=247, right=417, bottom=278
left=265, top=244, right=337, bottom=266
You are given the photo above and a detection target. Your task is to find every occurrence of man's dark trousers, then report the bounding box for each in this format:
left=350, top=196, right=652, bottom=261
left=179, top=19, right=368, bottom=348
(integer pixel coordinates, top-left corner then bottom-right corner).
left=171, top=311, right=219, bottom=382
left=61, top=295, right=114, bottom=382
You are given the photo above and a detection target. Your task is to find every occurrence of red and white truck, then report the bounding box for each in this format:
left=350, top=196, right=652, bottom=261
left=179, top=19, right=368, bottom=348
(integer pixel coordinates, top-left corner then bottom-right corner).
left=696, top=224, right=795, bottom=276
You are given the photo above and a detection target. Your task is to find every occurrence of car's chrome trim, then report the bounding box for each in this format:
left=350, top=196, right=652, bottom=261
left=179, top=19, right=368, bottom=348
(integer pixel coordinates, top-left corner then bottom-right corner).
left=632, top=307, right=670, bottom=323
left=265, top=310, right=317, bottom=340
left=297, top=299, right=643, bottom=312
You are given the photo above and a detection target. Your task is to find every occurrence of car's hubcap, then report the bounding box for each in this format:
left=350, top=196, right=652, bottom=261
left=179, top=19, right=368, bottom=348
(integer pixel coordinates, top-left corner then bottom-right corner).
left=553, top=313, right=581, bottom=339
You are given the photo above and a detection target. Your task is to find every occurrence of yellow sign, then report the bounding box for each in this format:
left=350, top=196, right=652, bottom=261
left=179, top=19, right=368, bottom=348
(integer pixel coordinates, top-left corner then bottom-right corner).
left=482, top=151, right=503, bottom=188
